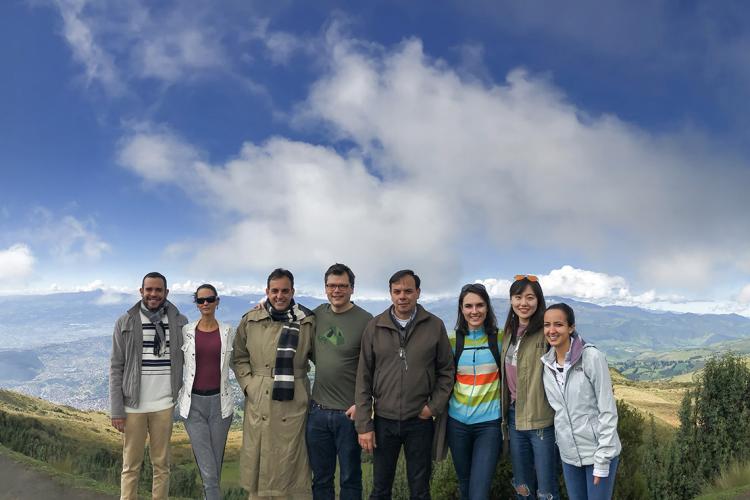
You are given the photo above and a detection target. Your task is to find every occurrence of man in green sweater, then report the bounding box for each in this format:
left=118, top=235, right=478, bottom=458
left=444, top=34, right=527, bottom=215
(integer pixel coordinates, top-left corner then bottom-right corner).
left=307, top=263, right=373, bottom=500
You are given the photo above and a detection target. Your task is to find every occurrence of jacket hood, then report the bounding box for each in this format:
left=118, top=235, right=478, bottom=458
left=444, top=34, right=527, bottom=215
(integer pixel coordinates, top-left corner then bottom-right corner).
left=541, top=332, right=591, bottom=368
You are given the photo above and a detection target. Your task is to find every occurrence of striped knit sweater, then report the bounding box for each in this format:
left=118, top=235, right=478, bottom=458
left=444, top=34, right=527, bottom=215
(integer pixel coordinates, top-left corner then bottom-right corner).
left=448, top=328, right=502, bottom=424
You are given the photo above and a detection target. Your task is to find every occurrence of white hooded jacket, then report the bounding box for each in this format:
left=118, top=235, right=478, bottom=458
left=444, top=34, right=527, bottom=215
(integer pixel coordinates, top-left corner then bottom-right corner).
left=541, top=334, right=621, bottom=476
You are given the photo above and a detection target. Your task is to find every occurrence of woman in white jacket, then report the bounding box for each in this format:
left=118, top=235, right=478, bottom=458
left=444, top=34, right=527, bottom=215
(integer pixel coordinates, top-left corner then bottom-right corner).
left=541, top=303, right=621, bottom=500
left=177, top=284, right=235, bottom=500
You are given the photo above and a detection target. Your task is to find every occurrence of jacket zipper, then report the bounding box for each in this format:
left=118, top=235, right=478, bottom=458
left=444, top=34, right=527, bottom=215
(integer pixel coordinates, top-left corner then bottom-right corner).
left=554, top=361, right=584, bottom=466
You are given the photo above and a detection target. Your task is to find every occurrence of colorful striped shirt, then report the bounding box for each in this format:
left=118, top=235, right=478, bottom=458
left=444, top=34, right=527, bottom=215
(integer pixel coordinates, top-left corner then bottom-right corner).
left=448, top=328, right=502, bottom=424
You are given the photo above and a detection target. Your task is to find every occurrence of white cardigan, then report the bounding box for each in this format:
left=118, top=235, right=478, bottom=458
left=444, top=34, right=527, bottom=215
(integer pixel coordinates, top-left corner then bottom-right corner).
left=177, top=320, right=236, bottom=419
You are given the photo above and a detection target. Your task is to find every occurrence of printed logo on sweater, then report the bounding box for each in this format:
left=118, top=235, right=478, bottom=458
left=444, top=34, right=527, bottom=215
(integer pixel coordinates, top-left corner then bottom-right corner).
left=318, top=326, right=345, bottom=346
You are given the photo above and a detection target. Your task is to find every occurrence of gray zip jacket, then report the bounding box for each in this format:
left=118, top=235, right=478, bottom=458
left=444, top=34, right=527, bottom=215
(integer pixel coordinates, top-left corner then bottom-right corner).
left=109, top=300, right=188, bottom=419
left=540, top=334, right=621, bottom=475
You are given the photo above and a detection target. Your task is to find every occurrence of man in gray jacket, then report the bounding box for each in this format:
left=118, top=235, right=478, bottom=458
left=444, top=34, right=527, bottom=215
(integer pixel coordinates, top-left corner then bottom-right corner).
left=109, top=272, right=187, bottom=500
left=355, top=269, right=454, bottom=499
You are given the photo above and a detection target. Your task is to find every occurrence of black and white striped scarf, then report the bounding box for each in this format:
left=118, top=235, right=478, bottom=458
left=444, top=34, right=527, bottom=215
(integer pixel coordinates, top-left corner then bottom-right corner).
left=140, top=302, right=167, bottom=357
left=266, top=300, right=311, bottom=401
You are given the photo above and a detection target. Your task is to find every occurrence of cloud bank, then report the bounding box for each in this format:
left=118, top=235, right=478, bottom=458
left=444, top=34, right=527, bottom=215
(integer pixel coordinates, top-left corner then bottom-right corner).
left=112, top=29, right=750, bottom=295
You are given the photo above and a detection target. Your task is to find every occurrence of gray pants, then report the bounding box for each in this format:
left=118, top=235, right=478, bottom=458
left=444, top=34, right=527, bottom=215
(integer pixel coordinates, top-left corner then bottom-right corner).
left=185, top=393, right=233, bottom=500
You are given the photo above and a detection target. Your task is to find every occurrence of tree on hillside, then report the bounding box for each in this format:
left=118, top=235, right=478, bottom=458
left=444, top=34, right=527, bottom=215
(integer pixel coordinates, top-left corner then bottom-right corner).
left=664, top=353, right=750, bottom=498
left=693, top=353, right=750, bottom=479
left=667, top=390, right=703, bottom=499
left=641, top=415, right=670, bottom=499
left=613, top=400, right=647, bottom=499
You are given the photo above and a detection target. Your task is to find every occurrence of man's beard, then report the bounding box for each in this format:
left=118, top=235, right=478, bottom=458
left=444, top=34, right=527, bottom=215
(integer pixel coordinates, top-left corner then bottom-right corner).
left=142, top=298, right=166, bottom=312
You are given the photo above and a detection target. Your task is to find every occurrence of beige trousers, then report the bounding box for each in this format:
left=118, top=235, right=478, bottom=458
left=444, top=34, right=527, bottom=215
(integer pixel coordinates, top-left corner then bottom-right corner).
left=120, top=406, right=174, bottom=500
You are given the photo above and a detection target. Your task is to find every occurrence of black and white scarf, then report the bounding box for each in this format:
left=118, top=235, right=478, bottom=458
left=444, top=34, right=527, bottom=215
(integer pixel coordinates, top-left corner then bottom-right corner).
left=140, top=302, right=167, bottom=357
left=266, top=300, right=311, bottom=401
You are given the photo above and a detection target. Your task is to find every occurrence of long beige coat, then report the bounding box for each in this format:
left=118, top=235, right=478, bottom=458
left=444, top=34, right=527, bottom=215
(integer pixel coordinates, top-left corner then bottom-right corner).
left=232, top=307, right=314, bottom=499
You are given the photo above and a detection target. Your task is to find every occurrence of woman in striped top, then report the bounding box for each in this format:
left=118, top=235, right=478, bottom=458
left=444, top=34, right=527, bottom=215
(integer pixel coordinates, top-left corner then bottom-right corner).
left=447, top=283, right=503, bottom=500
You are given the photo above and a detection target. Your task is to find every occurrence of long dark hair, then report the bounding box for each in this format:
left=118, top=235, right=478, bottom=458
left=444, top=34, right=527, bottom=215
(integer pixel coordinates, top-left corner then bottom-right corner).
left=455, top=283, right=498, bottom=337
left=503, top=277, right=546, bottom=344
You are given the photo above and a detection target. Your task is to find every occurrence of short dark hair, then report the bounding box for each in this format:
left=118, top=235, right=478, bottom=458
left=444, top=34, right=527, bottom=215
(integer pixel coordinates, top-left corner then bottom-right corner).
left=142, top=272, right=167, bottom=289
left=389, top=269, right=420, bottom=290
left=194, top=283, right=218, bottom=302
left=324, top=263, right=355, bottom=287
left=267, top=268, right=294, bottom=288
left=546, top=303, right=576, bottom=328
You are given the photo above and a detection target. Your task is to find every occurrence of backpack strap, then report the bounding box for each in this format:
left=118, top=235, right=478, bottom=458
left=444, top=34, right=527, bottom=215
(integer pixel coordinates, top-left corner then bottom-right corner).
left=454, top=330, right=503, bottom=371
left=487, top=330, right=502, bottom=370
left=454, top=333, right=465, bottom=369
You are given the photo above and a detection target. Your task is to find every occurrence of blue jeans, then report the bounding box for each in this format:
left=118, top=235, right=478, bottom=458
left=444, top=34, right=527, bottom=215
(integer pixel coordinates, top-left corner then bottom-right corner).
left=306, top=402, right=362, bottom=500
left=446, top=416, right=502, bottom=500
left=508, top=404, right=560, bottom=499
left=561, top=455, right=619, bottom=500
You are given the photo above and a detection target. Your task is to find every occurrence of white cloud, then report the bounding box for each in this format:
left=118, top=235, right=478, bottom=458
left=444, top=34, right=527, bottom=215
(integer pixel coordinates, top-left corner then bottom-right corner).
left=738, top=284, right=750, bottom=304
left=298, top=32, right=750, bottom=291
left=169, top=280, right=265, bottom=296
left=54, top=0, right=124, bottom=94
left=0, top=244, right=36, bottom=281
left=23, top=209, right=111, bottom=263
left=50, top=1, right=303, bottom=93
left=479, top=265, right=660, bottom=305
left=639, top=250, right=719, bottom=289
left=131, top=21, right=227, bottom=82
left=247, top=18, right=309, bottom=65
left=117, top=132, right=456, bottom=287
left=115, top=29, right=750, bottom=295
left=117, top=124, right=201, bottom=182
left=541, top=266, right=633, bottom=300
left=95, top=292, right=131, bottom=305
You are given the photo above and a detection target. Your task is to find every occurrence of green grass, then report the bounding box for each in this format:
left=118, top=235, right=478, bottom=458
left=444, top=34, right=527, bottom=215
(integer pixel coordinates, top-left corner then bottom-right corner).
left=0, top=442, right=120, bottom=497
left=694, top=485, right=750, bottom=500
left=697, top=462, right=750, bottom=499
left=220, top=459, right=241, bottom=486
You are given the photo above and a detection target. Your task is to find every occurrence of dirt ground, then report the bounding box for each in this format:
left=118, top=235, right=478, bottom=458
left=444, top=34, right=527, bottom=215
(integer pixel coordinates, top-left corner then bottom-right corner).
left=0, top=452, right=117, bottom=500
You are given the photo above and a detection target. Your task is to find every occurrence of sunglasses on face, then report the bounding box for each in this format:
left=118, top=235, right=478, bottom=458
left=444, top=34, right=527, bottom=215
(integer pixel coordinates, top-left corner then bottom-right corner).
left=196, top=296, right=218, bottom=305
left=514, top=274, right=539, bottom=282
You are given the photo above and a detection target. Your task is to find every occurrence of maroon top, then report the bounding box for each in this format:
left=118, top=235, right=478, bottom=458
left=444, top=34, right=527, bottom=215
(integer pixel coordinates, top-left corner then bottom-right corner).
left=193, top=327, right=221, bottom=392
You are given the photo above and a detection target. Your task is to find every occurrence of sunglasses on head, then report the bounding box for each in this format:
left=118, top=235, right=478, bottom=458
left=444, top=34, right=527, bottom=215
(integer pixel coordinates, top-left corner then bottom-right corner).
left=461, top=283, right=487, bottom=292
left=196, top=296, right=218, bottom=305
left=514, top=274, right=539, bottom=282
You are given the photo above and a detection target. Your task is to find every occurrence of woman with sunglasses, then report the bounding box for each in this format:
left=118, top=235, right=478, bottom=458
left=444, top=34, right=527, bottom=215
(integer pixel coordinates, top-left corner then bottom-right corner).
left=447, top=283, right=503, bottom=500
left=177, top=284, right=235, bottom=500
left=501, top=275, right=559, bottom=499
left=541, top=303, right=620, bottom=500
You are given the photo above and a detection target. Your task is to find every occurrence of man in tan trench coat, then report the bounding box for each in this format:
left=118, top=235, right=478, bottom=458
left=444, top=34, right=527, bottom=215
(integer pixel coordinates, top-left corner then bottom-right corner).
left=233, top=268, right=315, bottom=499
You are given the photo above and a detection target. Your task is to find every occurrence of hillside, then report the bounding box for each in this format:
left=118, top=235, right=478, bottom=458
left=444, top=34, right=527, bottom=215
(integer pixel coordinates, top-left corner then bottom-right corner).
left=2, top=291, right=749, bottom=409
left=0, top=389, right=246, bottom=499
left=0, top=363, right=687, bottom=496
left=0, top=446, right=117, bottom=499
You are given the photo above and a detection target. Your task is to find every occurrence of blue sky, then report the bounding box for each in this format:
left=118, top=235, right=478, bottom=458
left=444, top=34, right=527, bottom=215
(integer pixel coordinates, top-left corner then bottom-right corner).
left=2, top=0, right=750, bottom=315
